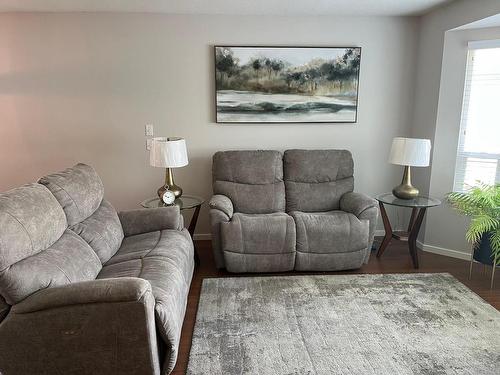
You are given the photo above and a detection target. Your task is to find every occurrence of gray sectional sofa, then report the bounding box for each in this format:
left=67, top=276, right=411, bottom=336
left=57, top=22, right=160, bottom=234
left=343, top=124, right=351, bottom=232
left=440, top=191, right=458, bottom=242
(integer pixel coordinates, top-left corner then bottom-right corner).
left=209, top=150, right=379, bottom=272
left=0, top=164, right=194, bottom=375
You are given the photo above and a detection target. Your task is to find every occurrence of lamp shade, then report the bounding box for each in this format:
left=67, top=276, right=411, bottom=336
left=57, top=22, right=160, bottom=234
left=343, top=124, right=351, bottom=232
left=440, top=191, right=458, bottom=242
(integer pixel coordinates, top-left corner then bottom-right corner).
left=150, top=137, right=188, bottom=168
left=388, top=137, right=431, bottom=167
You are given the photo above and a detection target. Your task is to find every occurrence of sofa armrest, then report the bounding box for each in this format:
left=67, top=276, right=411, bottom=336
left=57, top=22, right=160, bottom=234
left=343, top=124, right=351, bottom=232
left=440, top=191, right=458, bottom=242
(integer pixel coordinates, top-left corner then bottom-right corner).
left=12, top=277, right=152, bottom=314
left=209, top=195, right=233, bottom=269
left=119, top=206, right=182, bottom=236
left=1, top=278, right=160, bottom=375
left=340, top=192, right=379, bottom=264
left=209, top=194, right=234, bottom=219
left=340, top=192, right=378, bottom=217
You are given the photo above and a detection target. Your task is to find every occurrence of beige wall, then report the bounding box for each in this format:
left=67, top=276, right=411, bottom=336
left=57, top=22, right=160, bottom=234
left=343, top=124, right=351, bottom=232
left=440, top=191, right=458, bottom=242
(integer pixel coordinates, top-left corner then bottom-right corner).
left=423, top=26, right=500, bottom=258
left=409, top=0, right=500, bottom=256
left=0, top=13, right=419, bottom=236
left=410, top=0, right=500, bottom=240
left=411, top=0, right=500, bottom=193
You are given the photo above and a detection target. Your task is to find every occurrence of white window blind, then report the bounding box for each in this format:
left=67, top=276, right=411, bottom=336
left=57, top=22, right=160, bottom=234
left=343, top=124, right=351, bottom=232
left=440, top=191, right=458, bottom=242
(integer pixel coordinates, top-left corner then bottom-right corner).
left=453, top=41, right=500, bottom=192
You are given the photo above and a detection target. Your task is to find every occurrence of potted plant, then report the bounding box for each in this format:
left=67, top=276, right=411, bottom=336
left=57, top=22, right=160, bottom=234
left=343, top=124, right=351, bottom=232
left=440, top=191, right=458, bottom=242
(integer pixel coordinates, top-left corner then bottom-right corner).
left=447, top=183, right=500, bottom=268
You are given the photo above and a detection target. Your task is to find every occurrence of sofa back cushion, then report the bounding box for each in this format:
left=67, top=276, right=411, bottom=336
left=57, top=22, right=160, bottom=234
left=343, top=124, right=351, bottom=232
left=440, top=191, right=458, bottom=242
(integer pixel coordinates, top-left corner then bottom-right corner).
left=0, top=184, right=101, bottom=304
left=70, top=199, right=124, bottom=264
left=0, top=183, right=102, bottom=305
left=213, top=150, right=285, bottom=214
left=284, top=149, right=354, bottom=212
left=0, top=185, right=69, bottom=307
left=38, top=163, right=104, bottom=226
left=1, top=230, right=101, bottom=304
left=0, top=184, right=67, bottom=271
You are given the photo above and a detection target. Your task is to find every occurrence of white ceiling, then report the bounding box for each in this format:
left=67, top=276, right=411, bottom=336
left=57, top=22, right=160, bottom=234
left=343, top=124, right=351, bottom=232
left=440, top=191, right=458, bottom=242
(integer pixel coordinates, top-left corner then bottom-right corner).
left=0, top=0, right=455, bottom=16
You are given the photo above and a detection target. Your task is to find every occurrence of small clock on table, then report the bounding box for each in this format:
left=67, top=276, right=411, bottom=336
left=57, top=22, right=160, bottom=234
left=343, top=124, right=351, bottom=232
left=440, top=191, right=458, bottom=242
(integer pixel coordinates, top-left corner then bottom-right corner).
left=162, top=190, right=176, bottom=205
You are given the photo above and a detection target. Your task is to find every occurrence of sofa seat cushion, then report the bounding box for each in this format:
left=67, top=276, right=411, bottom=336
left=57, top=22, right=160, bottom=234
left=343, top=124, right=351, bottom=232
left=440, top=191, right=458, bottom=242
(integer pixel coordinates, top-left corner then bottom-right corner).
left=70, top=199, right=124, bottom=264
left=38, top=163, right=104, bottom=226
left=221, top=212, right=296, bottom=272
left=291, top=210, right=369, bottom=271
left=97, top=228, right=194, bottom=373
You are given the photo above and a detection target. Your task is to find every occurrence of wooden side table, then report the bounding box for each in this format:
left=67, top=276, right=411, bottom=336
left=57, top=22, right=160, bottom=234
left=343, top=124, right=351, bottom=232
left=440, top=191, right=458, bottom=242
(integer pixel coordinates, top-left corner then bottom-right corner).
left=141, top=195, right=204, bottom=266
left=375, top=193, right=441, bottom=268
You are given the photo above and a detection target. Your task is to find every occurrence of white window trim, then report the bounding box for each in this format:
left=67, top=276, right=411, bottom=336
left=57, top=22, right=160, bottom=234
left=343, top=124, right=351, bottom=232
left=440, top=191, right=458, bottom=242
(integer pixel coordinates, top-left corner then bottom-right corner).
left=453, top=44, right=500, bottom=192
left=468, top=39, right=500, bottom=50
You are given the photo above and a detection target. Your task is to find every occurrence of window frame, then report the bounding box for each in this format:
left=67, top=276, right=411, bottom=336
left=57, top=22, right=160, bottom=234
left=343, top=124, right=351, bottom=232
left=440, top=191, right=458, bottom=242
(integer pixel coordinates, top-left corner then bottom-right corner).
left=452, top=41, right=500, bottom=192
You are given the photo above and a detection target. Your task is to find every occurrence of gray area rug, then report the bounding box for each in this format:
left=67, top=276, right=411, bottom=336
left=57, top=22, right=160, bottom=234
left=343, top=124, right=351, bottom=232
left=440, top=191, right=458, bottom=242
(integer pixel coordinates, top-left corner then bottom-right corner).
left=187, top=273, right=500, bottom=374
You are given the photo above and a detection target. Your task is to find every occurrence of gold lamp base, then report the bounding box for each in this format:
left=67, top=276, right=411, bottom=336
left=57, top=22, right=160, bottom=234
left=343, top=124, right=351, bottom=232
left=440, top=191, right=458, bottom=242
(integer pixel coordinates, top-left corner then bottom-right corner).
left=157, top=168, right=183, bottom=199
left=392, top=165, right=419, bottom=200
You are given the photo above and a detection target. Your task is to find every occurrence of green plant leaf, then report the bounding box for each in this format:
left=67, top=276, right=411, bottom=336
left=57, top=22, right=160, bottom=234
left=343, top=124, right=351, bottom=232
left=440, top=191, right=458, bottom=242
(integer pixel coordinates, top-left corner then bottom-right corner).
left=490, top=228, right=500, bottom=267
left=466, top=215, right=499, bottom=244
left=447, top=183, right=500, bottom=257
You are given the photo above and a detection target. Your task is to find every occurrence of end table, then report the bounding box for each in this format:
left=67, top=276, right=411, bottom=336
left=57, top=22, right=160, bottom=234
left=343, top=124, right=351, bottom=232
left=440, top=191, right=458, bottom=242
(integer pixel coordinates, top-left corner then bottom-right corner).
left=376, top=193, right=441, bottom=268
left=141, top=195, right=204, bottom=266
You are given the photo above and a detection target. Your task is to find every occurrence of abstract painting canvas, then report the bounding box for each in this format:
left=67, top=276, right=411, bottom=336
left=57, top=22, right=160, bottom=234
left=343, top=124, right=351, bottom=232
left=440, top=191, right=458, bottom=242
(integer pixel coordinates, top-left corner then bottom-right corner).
left=214, top=46, right=361, bottom=123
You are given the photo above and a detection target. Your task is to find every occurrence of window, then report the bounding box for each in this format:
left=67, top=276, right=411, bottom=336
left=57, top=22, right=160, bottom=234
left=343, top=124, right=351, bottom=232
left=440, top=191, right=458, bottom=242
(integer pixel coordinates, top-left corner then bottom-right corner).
left=453, top=40, right=500, bottom=192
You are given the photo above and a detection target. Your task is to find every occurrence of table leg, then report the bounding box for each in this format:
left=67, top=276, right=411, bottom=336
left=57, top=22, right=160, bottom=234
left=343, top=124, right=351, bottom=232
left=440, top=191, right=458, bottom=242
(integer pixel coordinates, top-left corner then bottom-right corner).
left=408, top=207, right=426, bottom=269
left=188, top=205, right=201, bottom=266
left=407, top=207, right=418, bottom=233
left=376, top=202, right=393, bottom=258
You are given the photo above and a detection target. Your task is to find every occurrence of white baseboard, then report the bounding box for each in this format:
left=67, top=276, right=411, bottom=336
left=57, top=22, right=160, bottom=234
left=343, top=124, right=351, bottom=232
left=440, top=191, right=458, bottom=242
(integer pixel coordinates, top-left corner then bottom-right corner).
left=417, top=240, right=470, bottom=261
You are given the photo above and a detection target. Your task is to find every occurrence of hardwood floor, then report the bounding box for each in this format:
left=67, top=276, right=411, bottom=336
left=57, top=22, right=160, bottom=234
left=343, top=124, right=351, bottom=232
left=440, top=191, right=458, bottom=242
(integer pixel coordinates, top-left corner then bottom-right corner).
left=171, top=238, right=500, bottom=374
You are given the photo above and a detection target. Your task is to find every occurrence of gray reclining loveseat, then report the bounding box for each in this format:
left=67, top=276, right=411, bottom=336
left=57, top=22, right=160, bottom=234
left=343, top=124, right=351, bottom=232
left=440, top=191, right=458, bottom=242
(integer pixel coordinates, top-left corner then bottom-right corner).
left=0, top=163, right=194, bottom=375
left=209, top=150, right=379, bottom=272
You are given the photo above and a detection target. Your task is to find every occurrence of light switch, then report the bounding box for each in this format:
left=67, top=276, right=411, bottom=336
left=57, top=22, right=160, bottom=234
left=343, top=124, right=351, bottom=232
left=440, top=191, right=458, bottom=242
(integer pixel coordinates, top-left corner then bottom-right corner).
left=145, top=124, right=154, bottom=137
left=146, top=139, right=153, bottom=151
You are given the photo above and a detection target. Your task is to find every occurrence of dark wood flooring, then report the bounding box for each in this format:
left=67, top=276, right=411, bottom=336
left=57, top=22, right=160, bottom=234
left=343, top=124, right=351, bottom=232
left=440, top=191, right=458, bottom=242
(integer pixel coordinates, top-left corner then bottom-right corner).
left=171, top=238, right=500, bottom=374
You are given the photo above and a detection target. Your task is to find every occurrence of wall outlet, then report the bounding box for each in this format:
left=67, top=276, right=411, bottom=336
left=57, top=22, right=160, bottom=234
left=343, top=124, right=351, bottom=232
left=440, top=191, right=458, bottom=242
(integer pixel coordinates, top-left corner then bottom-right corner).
left=146, top=138, right=153, bottom=151
left=145, top=124, right=154, bottom=137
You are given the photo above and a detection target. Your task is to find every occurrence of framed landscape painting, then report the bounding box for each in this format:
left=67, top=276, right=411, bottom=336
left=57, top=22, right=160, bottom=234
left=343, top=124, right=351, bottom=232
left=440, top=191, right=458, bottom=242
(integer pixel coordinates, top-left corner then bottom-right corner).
left=214, top=46, right=361, bottom=123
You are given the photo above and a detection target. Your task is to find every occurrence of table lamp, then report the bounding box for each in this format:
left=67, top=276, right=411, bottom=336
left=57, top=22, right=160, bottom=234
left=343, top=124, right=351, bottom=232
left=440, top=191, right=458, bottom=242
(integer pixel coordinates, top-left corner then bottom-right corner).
left=388, top=137, right=431, bottom=200
left=150, top=137, right=188, bottom=199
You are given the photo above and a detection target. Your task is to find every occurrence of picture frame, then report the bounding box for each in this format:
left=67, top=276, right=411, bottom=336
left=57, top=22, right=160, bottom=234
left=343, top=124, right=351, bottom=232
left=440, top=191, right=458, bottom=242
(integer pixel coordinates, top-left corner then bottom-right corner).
left=214, top=45, right=361, bottom=124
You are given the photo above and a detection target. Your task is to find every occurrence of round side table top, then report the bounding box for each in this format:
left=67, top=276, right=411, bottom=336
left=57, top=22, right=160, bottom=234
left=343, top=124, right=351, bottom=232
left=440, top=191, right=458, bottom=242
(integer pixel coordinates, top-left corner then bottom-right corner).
left=140, top=195, right=204, bottom=210
left=376, top=193, right=441, bottom=208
